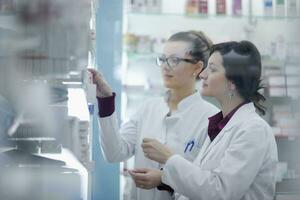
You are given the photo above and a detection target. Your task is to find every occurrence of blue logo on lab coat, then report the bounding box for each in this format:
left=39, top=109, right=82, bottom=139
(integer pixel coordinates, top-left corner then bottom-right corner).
left=184, top=139, right=195, bottom=153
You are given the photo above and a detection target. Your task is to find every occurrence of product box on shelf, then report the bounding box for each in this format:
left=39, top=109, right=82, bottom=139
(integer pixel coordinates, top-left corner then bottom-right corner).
left=129, top=0, right=162, bottom=13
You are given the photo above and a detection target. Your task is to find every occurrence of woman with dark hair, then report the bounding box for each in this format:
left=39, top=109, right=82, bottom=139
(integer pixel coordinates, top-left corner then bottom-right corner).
left=135, top=41, right=278, bottom=200
left=88, top=31, right=219, bottom=200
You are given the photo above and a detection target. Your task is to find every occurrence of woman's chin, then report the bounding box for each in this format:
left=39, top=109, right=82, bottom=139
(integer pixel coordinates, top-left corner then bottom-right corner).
left=163, top=82, right=175, bottom=89
left=200, top=90, right=211, bottom=97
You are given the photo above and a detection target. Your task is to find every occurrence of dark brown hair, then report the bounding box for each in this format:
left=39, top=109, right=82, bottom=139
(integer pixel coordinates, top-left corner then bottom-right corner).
left=210, top=41, right=266, bottom=115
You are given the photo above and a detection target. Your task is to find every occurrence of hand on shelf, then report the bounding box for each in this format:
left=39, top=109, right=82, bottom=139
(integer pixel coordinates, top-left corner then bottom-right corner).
left=87, top=68, right=113, bottom=98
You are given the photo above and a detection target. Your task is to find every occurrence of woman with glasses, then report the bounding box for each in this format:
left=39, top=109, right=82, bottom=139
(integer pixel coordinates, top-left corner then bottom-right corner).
left=88, top=31, right=219, bottom=200
left=134, top=41, right=278, bottom=200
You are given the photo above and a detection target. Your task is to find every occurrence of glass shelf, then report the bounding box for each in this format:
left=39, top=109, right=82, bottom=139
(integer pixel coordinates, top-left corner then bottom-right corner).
left=0, top=13, right=15, bottom=16
left=262, top=59, right=285, bottom=67
left=275, top=135, right=300, bottom=140
left=127, top=11, right=300, bottom=20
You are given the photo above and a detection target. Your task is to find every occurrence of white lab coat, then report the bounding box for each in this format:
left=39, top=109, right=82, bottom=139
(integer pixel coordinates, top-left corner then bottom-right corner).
left=98, top=92, right=219, bottom=200
left=162, top=103, right=278, bottom=200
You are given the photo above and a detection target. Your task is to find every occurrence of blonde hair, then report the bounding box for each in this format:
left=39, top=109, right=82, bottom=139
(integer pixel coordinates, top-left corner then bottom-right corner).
left=168, top=30, right=213, bottom=79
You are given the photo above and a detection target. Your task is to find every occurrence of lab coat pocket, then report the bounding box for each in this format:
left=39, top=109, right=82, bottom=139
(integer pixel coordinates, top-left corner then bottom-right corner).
left=183, top=143, right=202, bottom=162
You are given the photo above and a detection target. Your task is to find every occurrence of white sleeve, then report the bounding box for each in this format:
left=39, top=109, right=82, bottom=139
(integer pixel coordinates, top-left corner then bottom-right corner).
left=161, top=123, right=269, bottom=200
left=98, top=105, right=143, bottom=163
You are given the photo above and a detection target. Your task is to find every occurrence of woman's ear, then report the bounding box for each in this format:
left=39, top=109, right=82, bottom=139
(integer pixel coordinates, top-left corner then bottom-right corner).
left=194, top=60, right=204, bottom=75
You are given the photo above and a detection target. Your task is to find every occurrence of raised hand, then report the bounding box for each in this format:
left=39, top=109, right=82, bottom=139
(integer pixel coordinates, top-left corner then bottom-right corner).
left=87, top=68, right=113, bottom=97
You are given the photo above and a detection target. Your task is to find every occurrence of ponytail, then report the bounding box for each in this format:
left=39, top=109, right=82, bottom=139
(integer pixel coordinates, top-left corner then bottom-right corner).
left=249, top=85, right=266, bottom=116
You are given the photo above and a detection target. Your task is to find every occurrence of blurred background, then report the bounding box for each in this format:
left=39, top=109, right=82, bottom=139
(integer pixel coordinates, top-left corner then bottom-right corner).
left=0, top=0, right=299, bottom=200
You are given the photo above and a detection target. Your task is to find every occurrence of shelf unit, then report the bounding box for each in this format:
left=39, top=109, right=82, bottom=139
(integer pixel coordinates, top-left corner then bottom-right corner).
left=0, top=1, right=93, bottom=199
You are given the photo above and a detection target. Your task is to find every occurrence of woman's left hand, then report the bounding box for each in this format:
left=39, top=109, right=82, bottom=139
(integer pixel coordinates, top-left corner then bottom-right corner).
left=128, top=168, right=162, bottom=190
left=142, top=138, right=174, bottom=164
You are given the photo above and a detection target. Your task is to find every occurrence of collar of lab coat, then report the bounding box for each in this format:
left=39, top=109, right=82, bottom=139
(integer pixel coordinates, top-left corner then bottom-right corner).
left=164, top=90, right=203, bottom=112
left=222, top=102, right=256, bottom=132
left=177, top=91, right=204, bottom=111
left=198, top=102, right=257, bottom=162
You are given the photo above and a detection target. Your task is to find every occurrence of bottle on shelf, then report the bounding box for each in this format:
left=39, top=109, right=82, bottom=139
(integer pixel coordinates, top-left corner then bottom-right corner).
left=275, top=0, right=285, bottom=17
left=286, top=0, right=297, bottom=17
left=232, top=0, right=242, bottom=16
left=185, top=0, right=199, bottom=14
left=264, top=0, right=274, bottom=16
left=216, top=0, right=226, bottom=15
left=198, top=0, right=208, bottom=14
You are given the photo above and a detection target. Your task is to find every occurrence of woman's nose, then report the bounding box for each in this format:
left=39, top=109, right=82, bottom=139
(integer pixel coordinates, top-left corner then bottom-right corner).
left=161, top=62, right=171, bottom=71
left=199, top=68, right=207, bottom=80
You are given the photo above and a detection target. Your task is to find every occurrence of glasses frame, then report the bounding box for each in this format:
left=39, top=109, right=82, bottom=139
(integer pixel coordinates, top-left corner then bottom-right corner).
left=156, top=56, right=199, bottom=70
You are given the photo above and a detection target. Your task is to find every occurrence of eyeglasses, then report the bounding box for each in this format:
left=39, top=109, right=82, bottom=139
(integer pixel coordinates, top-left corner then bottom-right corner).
left=156, top=56, right=198, bottom=70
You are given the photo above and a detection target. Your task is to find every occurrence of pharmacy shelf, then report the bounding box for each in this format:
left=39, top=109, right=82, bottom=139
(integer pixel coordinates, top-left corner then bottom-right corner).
left=127, top=11, right=300, bottom=20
